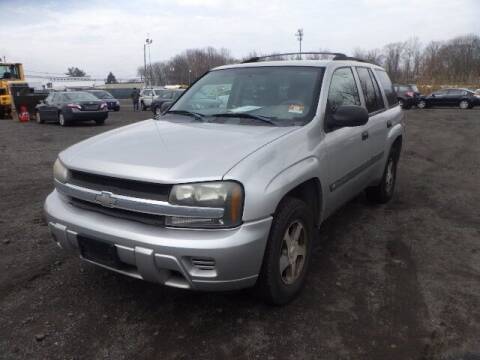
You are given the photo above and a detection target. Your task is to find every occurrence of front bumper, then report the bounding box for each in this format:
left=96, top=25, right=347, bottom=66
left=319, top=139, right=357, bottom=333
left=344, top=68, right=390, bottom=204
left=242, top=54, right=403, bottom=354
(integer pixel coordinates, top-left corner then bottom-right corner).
left=44, top=190, right=272, bottom=291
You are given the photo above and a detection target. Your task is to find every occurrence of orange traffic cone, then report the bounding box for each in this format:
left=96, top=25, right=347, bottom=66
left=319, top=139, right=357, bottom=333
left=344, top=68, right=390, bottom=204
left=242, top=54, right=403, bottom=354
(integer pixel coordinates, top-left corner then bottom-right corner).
left=19, top=105, right=30, bottom=122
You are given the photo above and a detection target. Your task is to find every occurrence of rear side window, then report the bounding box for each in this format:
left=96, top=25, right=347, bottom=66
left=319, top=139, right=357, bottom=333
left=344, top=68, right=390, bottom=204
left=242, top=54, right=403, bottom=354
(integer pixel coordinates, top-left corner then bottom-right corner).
left=327, top=67, right=360, bottom=111
left=374, top=70, right=398, bottom=107
left=356, top=67, right=384, bottom=113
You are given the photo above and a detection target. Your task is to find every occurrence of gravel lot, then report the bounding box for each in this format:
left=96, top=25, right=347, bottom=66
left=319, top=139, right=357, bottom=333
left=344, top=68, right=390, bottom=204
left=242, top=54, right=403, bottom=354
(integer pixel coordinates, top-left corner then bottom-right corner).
left=0, top=104, right=479, bottom=360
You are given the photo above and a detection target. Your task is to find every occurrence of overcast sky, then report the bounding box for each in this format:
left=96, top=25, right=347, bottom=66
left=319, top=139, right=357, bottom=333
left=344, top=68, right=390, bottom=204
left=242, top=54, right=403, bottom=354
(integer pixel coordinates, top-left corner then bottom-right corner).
left=1, top=0, right=478, bottom=78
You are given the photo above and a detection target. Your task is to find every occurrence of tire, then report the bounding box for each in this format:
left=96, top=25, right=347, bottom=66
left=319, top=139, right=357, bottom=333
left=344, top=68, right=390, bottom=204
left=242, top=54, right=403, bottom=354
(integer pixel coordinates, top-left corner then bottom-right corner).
left=36, top=111, right=44, bottom=124
left=256, top=197, right=314, bottom=305
left=365, top=147, right=398, bottom=204
left=398, top=99, right=405, bottom=109
left=58, top=112, right=68, bottom=126
left=417, top=100, right=427, bottom=109
left=459, top=100, right=470, bottom=110
left=154, top=106, right=161, bottom=116
left=95, top=118, right=105, bottom=125
left=141, top=102, right=146, bottom=111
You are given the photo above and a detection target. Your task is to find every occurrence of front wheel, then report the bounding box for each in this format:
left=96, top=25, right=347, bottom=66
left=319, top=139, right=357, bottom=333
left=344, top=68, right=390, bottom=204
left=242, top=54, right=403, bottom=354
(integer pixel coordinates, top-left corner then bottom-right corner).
left=58, top=112, right=68, bottom=126
left=417, top=100, right=427, bottom=109
left=95, top=118, right=105, bottom=125
left=141, top=102, right=146, bottom=111
left=256, top=197, right=314, bottom=305
left=36, top=111, right=44, bottom=124
left=154, top=106, right=161, bottom=116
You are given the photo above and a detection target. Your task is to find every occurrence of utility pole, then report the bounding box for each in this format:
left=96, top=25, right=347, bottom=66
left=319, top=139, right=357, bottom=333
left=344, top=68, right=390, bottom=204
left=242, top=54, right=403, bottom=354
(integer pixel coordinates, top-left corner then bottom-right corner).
left=144, top=37, right=152, bottom=87
left=295, top=29, right=304, bottom=59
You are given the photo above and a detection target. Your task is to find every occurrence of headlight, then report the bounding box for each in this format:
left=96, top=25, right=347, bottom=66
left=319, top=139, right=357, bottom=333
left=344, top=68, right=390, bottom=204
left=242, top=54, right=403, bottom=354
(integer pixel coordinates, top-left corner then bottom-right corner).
left=53, top=158, right=69, bottom=183
left=166, top=181, right=244, bottom=228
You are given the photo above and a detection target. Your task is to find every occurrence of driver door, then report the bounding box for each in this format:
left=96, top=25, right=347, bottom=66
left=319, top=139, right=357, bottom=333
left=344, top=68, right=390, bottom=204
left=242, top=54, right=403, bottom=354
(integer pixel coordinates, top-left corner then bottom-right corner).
left=323, top=67, right=371, bottom=213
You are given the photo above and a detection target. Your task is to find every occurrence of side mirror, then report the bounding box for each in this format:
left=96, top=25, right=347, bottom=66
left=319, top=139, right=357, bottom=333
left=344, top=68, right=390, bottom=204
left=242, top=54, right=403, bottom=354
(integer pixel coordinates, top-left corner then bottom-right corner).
left=160, top=101, right=173, bottom=114
left=327, top=105, right=368, bottom=129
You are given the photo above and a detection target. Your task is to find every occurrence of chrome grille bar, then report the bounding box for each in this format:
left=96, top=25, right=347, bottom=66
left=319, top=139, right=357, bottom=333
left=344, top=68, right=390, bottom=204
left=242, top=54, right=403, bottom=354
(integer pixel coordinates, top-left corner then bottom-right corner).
left=55, top=180, right=224, bottom=219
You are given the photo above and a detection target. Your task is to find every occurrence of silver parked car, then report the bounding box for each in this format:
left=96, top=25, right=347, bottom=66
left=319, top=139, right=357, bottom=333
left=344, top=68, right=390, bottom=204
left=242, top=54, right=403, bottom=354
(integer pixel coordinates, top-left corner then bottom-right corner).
left=45, top=53, right=404, bottom=304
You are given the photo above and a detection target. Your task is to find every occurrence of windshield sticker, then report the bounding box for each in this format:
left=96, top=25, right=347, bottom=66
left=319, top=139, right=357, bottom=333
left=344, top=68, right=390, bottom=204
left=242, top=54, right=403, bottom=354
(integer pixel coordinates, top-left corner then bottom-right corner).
left=288, top=104, right=304, bottom=114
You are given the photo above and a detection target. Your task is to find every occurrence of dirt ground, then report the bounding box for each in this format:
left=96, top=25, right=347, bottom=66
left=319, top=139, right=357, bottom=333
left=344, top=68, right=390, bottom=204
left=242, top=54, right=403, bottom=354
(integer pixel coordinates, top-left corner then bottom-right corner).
left=0, top=103, right=479, bottom=360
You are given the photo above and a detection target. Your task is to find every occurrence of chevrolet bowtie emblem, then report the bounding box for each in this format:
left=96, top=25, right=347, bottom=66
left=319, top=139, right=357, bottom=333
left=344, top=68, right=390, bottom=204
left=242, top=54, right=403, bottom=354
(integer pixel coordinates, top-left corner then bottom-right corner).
left=95, top=191, right=116, bottom=208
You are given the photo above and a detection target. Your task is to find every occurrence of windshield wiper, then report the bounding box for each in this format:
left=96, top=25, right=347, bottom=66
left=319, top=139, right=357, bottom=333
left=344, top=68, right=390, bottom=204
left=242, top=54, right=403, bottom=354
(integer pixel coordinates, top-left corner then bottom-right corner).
left=165, top=110, right=204, bottom=121
left=209, top=112, right=277, bottom=126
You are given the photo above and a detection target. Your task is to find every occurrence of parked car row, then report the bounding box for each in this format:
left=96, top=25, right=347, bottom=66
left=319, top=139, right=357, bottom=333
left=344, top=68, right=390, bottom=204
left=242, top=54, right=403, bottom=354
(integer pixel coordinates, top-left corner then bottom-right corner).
left=394, top=84, right=480, bottom=110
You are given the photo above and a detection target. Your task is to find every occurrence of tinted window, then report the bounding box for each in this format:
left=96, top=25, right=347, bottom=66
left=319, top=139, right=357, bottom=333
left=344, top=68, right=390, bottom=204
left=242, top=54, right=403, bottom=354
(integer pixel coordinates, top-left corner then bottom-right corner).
left=369, top=69, right=385, bottom=110
left=447, top=89, right=464, bottom=96
left=356, top=67, right=384, bottom=113
left=327, top=67, right=360, bottom=111
left=374, top=70, right=398, bottom=107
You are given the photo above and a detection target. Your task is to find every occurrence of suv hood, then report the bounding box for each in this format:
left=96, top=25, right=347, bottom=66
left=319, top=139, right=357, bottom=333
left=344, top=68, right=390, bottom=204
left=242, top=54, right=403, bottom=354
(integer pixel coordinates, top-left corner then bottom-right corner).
left=60, top=119, right=296, bottom=183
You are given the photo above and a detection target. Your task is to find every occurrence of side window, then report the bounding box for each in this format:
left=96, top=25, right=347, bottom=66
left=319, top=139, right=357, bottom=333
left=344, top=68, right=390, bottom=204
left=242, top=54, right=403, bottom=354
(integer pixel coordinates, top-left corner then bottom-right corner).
left=374, top=70, right=398, bottom=107
left=327, top=67, right=360, bottom=112
left=356, top=67, right=384, bottom=113
left=369, top=69, right=385, bottom=111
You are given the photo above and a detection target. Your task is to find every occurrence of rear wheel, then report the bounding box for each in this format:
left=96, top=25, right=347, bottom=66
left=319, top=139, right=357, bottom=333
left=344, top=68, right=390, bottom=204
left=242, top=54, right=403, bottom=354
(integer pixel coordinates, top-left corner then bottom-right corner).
left=459, top=100, right=470, bottom=109
left=154, top=106, right=161, bottom=116
left=366, top=148, right=398, bottom=204
left=417, top=100, right=427, bottom=109
left=58, top=112, right=68, bottom=126
left=141, top=101, right=146, bottom=111
left=256, top=197, right=314, bottom=305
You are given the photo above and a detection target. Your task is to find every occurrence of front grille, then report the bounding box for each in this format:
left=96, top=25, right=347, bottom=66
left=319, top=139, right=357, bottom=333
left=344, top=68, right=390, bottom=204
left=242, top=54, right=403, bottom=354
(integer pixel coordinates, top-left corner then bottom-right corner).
left=69, top=170, right=171, bottom=202
left=70, top=197, right=165, bottom=226
left=82, top=104, right=100, bottom=111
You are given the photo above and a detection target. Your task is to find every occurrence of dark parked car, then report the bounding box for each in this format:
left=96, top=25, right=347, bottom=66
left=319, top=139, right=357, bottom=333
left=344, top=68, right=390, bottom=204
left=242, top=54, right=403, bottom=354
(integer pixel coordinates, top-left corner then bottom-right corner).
left=393, top=84, right=421, bottom=109
left=35, top=91, right=109, bottom=126
left=151, top=89, right=184, bottom=115
left=417, top=88, right=477, bottom=109
left=85, top=90, right=120, bottom=111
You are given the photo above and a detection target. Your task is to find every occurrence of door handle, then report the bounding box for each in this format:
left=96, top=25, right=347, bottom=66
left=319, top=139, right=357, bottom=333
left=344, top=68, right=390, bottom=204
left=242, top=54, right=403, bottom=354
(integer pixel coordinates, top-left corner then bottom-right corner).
left=361, top=131, right=369, bottom=141
left=387, top=120, right=392, bottom=128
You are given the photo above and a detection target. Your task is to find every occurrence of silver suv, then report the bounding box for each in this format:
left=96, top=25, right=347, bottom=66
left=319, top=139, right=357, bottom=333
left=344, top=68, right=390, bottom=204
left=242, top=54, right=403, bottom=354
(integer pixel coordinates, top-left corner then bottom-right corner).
left=45, top=53, right=404, bottom=304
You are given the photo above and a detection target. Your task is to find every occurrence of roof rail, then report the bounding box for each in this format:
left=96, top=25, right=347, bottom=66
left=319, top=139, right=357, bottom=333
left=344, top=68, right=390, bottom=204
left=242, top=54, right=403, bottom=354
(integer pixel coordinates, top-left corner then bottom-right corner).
left=242, top=52, right=368, bottom=64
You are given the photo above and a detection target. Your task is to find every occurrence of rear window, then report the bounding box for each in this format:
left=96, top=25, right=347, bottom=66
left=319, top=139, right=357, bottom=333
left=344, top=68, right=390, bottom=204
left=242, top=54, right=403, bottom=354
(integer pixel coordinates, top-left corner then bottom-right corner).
left=374, top=70, right=398, bottom=107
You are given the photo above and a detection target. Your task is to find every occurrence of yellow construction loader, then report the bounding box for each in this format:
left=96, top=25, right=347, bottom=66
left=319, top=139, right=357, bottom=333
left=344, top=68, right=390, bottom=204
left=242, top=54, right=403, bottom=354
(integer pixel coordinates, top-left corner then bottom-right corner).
left=0, top=62, right=27, bottom=118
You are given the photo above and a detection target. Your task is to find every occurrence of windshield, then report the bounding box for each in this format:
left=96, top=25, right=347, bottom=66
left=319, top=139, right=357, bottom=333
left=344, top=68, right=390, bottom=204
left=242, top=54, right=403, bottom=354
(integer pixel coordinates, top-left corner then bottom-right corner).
left=64, top=92, right=99, bottom=102
left=170, top=66, right=324, bottom=125
left=90, top=91, right=113, bottom=99
left=0, top=64, right=20, bottom=80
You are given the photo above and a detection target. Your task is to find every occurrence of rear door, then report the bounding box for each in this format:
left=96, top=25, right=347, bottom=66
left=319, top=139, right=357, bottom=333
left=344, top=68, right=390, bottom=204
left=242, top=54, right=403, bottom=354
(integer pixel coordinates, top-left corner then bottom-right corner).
left=323, top=67, right=372, bottom=211
left=446, top=89, right=462, bottom=106
left=356, top=67, right=388, bottom=179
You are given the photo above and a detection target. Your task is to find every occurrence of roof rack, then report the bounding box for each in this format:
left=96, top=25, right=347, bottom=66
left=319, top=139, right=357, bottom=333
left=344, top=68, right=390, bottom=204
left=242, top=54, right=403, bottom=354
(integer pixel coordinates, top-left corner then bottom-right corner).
left=242, top=52, right=368, bottom=64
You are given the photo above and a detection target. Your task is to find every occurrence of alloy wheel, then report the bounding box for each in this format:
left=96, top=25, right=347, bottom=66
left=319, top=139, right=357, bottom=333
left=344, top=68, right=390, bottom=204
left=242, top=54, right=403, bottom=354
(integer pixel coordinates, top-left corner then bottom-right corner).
left=279, top=220, right=307, bottom=285
left=385, top=157, right=395, bottom=195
